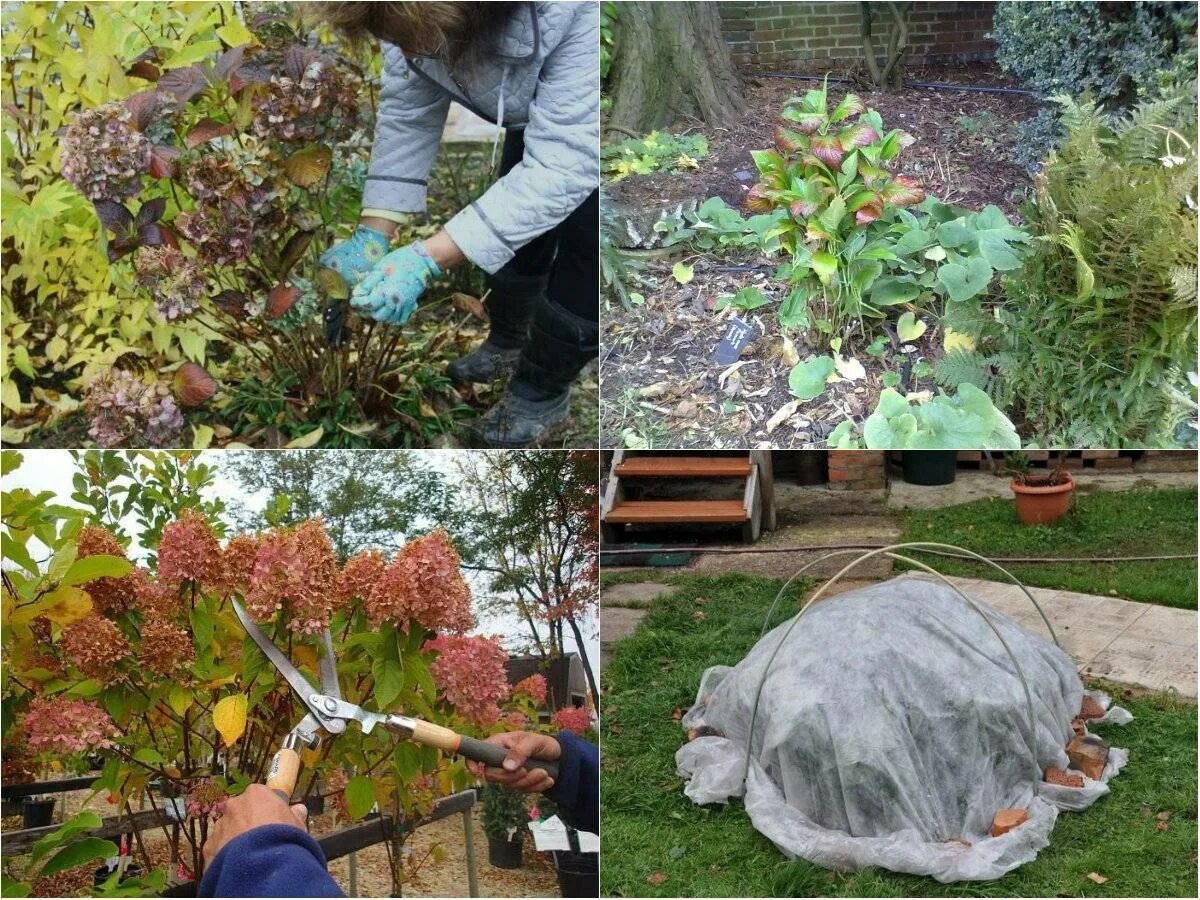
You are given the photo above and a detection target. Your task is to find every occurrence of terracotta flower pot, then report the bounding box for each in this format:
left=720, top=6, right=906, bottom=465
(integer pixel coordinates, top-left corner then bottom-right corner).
left=1010, top=472, right=1075, bottom=525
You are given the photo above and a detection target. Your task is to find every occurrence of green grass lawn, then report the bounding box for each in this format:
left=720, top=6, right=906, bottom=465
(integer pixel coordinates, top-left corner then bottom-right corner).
left=899, top=487, right=1197, bottom=609
left=601, top=573, right=1199, bottom=898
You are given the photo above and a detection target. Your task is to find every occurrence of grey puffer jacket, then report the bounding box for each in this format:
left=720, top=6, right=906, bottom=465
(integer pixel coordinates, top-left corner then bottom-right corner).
left=361, top=1, right=599, bottom=274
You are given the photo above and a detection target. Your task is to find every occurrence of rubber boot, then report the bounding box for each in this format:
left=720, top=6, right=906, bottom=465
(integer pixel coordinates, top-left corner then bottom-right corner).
left=470, top=299, right=598, bottom=447
left=447, top=271, right=546, bottom=385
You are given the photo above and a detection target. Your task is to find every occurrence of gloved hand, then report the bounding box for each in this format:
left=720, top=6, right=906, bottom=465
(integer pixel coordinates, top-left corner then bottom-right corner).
left=318, top=225, right=392, bottom=289
left=350, top=241, right=441, bottom=325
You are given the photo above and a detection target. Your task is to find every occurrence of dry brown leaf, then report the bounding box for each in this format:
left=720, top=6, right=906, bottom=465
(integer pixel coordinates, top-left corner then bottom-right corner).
left=647, top=872, right=668, bottom=886
left=780, top=335, right=800, bottom=366
left=765, top=399, right=800, bottom=433
left=1087, top=872, right=1108, bottom=884
left=637, top=381, right=672, bottom=399
left=670, top=708, right=683, bottom=722
left=692, top=611, right=706, bottom=621
left=718, top=359, right=750, bottom=390
left=450, top=292, right=487, bottom=320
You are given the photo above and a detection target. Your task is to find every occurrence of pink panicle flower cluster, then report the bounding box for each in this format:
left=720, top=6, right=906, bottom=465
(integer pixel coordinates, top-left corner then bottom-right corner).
left=217, top=533, right=262, bottom=596
left=61, top=614, right=131, bottom=682
left=134, top=246, right=206, bottom=321
left=423, top=634, right=510, bottom=728
left=245, top=520, right=338, bottom=634
left=365, top=529, right=474, bottom=633
left=186, top=779, right=227, bottom=821
left=551, top=706, right=592, bottom=736
left=157, top=509, right=222, bottom=587
left=138, top=617, right=194, bottom=676
left=336, top=549, right=387, bottom=606
left=84, top=368, right=183, bottom=449
left=23, top=695, right=118, bottom=755
left=129, top=566, right=179, bottom=621
left=512, top=674, right=548, bottom=706
left=75, top=525, right=136, bottom=615
left=59, top=101, right=151, bottom=200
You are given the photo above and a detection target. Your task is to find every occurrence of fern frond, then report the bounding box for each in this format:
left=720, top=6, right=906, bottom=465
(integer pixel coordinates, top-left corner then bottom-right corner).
left=934, top=350, right=992, bottom=391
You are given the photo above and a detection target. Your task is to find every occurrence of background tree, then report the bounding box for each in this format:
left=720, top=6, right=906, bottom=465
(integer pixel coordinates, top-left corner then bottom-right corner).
left=860, top=2, right=913, bottom=91
left=458, top=451, right=599, bottom=703
left=220, top=450, right=469, bottom=561
left=605, top=1, right=744, bottom=136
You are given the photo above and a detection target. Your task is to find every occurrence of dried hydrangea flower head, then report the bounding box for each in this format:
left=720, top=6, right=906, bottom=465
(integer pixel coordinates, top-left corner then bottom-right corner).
left=61, top=613, right=131, bottom=682
left=512, top=673, right=548, bottom=706
left=186, top=778, right=228, bottom=821
left=245, top=519, right=339, bottom=634
left=336, top=548, right=387, bottom=607
left=22, top=695, right=119, bottom=755
left=138, top=617, right=195, bottom=676
left=129, top=566, right=180, bottom=621
left=551, top=705, right=592, bottom=735
left=60, top=100, right=151, bottom=200
left=74, top=525, right=136, bottom=615
left=83, top=368, right=184, bottom=449
left=423, top=634, right=510, bottom=728
left=134, top=245, right=206, bottom=321
left=216, top=533, right=262, bottom=596
left=174, top=146, right=285, bottom=266
left=366, top=529, right=474, bottom=633
left=252, top=48, right=362, bottom=144
left=157, top=509, right=223, bottom=588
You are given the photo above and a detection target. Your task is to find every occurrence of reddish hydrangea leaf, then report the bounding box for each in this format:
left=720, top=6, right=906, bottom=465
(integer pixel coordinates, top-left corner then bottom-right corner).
left=742, top=182, right=774, bottom=214
left=278, top=230, right=315, bottom=278
left=282, top=145, right=333, bottom=188
left=136, top=197, right=166, bottom=228
left=148, top=144, right=180, bottom=178
left=213, top=289, right=248, bottom=319
left=213, top=46, right=246, bottom=81
left=230, top=62, right=272, bottom=95
left=783, top=109, right=825, bottom=134
left=855, top=201, right=885, bottom=225
left=128, top=61, right=161, bottom=81
left=805, top=221, right=832, bottom=243
left=789, top=199, right=817, bottom=219
left=283, top=44, right=321, bottom=80
left=830, top=93, right=865, bottom=122
left=158, top=223, right=181, bottom=250
left=158, top=64, right=208, bottom=102
left=882, top=176, right=926, bottom=207
left=810, top=134, right=845, bottom=167
left=93, top=200, right=134, bottom=233
left=174, top=362, right=217, bottom=407
left=773, top=124, right=808, bottom=153
left=837, top=122, right=880, bottom=150
left=185, top=118, right=235, bottom=148
left=267, top=283, right=300, bottom=318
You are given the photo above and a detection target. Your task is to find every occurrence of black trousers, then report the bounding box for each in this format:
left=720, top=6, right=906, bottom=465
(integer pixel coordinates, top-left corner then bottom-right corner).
left=483, top=129, right=598, bottom=395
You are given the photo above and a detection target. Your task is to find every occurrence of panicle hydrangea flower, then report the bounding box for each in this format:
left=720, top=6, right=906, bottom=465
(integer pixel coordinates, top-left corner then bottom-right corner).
left=59, top=101, right=151, bottom=200
left=74, top=525, right=137, bottom=615
left=61, top=614, right=131, bottom=682
left=216, top=533, right=262, bottom=595
left=157, top=509, right=222, bottom=587
left=138, top=617, right=194, bottom=676
left=252, top=52, right=362, bottom=143
left=185, top=779, right=227, bottom=820
left=512, top=674, right=548, bottom=706
left=336, top=549, right=386, bottom=607
left=551, top=706, right=592, bottom=736
left=84, top=368, right=184, bottom=449
left=245, top=520, right=338, bottom=634
left=23, top=695, right=118, bottom=755
left=129, top=566, right=180, bottom=621
left=423, top=634, right=510, bottom=728
left=134, top=246, right=206, bottom=321
left=365, top=530, right=474, bottom=633
left=175, top=147, right=285, bottom=266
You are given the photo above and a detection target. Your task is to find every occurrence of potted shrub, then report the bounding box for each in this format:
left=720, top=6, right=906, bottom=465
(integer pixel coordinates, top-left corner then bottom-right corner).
left=481, top=784, right=528, bottom=869
left=1009, top=452, right=1075, bottom=525
left=21, top=795, right=56, bottom=828
left=900, top=451, right=959, bottom=486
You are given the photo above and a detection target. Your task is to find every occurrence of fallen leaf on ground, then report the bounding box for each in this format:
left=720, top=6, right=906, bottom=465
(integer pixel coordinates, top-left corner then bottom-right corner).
left=766, top=400, right=800, bottom=433
left=647, top=872, right=668, bottom=886
left=780, top=335, right=800, bottom=366
left=1087, top=872, right=1109, bottom=884
left=450, top=292, right=487, bottom=319
left=718, top=359, right=750, bottom=389
left=834, top=353, right=866, bottom=381
left=692, top=610, right=706, bottom=621
left=670, top=708, right=683, bottom=721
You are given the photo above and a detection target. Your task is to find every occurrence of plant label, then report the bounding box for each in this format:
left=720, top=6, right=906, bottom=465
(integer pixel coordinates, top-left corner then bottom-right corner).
left=713, top=315, right=759, bottom=365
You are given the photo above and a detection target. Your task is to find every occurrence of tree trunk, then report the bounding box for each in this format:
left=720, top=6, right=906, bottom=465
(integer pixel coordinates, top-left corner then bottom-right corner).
left=860, top=1, right=912, bottom=91
left=606, top=1, right=744, bottom=135
left=565, top=614, right=599, bottom=706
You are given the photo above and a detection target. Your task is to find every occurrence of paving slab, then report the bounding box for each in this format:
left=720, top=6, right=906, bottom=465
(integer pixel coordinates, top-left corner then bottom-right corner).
left=600, top=605, right=650, bottom=671
left=898, top=573, right=1198, bottom=698
left=602, top=582, right=673, bottom=609
left=887, top=469, right=1196, bottom=510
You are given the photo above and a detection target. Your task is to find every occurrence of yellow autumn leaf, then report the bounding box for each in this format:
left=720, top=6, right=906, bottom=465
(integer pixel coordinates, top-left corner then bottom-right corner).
left=300, top=745, right=322, bottom=768
left=292, top=644, right=318, bottom=671
left=168, top=686, right=193, bottom=717
left=943, top=328, right=976, bottom=352
left=41, top=586, right=94, bottom=624
left=213, top=694, right=248, bottom=746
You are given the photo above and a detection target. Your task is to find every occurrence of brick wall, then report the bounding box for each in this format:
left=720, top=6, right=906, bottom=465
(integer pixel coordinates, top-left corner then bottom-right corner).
left=719, top=1, right=996, bottom=71
left=827, top=451, right=886, bottom=490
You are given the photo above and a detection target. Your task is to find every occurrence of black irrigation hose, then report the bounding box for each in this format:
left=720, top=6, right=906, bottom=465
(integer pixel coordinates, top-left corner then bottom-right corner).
left=601, top=543, right=1197, bottom=563
left=754, top=70, right=1037, bottom=97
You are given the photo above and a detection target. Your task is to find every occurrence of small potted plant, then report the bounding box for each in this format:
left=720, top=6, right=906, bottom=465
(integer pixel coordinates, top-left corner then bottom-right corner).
left=481, top=784, right=528, bottom=869
left=1009, top=451, right=1075, bottom=525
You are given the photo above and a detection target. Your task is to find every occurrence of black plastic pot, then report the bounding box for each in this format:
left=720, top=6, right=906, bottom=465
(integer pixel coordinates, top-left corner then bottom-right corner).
left=901, top=450, right=958, bottom=486
left=93, top=863, right=142, bottom=888
left=486, top=833, right=524, bottom=869
left=552, top=850, right=598, bottom=898
left=22, top=797, right=55, bottom=828
left=1, top=799, right=22, bottom=818
left=303, top=794, right=325, bottom=816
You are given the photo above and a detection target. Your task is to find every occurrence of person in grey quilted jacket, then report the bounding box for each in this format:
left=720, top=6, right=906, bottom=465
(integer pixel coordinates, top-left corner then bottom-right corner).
left=319, top=2, right=599, bottom=447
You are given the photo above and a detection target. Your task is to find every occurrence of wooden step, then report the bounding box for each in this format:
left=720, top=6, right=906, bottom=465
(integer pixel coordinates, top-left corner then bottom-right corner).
left=614, top=456, right=752, bottom=478
left=604, top=500, right=747, bottom=524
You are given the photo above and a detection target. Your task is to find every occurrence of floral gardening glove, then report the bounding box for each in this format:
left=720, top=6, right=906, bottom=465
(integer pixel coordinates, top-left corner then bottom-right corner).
left=318, top=225, right=392, bottom=289
left=350, top=242, right=441, bottom=325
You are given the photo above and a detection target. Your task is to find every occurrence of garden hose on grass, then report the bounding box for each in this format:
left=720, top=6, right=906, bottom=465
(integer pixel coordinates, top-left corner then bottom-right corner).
left=739, top=543, right=1061, bottom=787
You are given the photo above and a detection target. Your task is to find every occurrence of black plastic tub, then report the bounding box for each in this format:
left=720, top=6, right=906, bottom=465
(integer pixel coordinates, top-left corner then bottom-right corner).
left=901, top=450, right=959, bottom=486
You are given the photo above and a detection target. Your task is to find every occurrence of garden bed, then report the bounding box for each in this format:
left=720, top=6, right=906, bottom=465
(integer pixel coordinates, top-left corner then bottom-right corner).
left=601, top=68, right=1040, bottom=449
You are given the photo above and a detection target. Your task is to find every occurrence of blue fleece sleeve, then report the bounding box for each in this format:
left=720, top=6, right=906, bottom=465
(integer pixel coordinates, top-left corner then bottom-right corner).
left=544, top=731, right=599, bottom=835
left=198, top=824, right=343, bottom=898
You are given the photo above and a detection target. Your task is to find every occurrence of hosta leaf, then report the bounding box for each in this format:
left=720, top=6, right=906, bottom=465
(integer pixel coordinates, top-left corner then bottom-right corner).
left=897, top=311, right=927, bottom=342
left=185, top=117, right=235, bottom=148
left=282, top=145, right=333, bottom=188
left=870, top=275, right=921, bottom=306
left=937, top=257, right=993, bottom=302
left=972, top=204, right=1031, bottom=270
left=943, top=328, right=977, bottom=352
left=789, top=355, right=836, bottom=401
left=212, top=694, right=247, bottom=746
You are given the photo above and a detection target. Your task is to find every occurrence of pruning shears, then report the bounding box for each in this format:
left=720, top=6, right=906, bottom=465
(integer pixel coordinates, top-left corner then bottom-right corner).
left=231, top=599, right=558, bottom=801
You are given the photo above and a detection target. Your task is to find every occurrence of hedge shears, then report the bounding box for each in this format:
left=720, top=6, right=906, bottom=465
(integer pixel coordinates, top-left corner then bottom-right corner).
left=231, top=599, right=558, bottom=800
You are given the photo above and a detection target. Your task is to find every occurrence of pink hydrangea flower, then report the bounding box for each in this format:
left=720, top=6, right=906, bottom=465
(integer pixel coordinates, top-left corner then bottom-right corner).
left=512, top=674, right=548, bottom=706
left=551, top=706, right=592, bottom=736
left=423, top=634, right=510, bottom=728
left=61, top=614, right=131, bottom=682
left=22, top=695, right=118, bottom=755
left=245, top=520, right=338, bottom=634
left=366, top=530, right=474, bottom=633
left=185, top=779, right=227, bottom=820
left=75, top=525, right=136, bottom=615
left=156, top=510, right=222, bottom=587
left=216, top=533, right=261, bottom=595
left=336, top=549, right=387, bottom=608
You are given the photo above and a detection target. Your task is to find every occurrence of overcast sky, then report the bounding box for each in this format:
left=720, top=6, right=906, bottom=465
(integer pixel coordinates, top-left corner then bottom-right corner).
left=4, top=450, right=598, bottom=676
